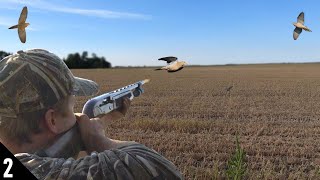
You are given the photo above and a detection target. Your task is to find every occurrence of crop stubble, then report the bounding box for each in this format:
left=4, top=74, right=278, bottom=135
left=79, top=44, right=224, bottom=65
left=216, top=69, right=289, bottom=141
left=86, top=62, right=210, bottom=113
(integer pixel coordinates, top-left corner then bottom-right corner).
left=72, top=64, right=320, bottom=179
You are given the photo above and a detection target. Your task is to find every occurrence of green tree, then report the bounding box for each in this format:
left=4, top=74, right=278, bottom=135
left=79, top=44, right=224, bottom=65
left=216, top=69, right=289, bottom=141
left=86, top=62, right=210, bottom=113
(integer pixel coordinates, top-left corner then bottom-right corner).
left=0, top=51, right=11, bottom=59
left=64, top=51, right=111, bottom=69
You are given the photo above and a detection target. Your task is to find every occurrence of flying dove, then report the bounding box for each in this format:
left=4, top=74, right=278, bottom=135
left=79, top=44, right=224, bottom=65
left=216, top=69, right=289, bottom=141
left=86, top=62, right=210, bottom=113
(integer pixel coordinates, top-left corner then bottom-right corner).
left=155, top=56, right=187, bottom=72
left=226, top=85, right=233, bottom=92
left=293, top=12, right=312, bottom=40
left=9, top=6, right=29, bottom=43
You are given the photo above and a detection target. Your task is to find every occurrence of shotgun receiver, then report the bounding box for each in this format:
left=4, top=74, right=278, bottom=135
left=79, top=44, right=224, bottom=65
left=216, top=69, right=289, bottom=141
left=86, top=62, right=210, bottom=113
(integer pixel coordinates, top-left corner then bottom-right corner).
left=35, top=79, right=150, bottom=159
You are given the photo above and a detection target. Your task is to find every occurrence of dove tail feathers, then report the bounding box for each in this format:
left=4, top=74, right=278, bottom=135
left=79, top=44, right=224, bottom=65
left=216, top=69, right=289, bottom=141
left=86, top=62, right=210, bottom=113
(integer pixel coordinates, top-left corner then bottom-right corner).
left=8, top=25, right=18, bottom=29
left=154, top=68, right=163, bottom=71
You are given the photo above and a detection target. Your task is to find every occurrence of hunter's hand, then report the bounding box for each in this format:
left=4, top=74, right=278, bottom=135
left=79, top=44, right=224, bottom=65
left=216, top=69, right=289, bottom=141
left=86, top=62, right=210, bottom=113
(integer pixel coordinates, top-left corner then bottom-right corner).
left=75, top=112, right=137, bottom=153
left=75, top=113, right=108, bottom=153
left=101, top=97, right=131, bottom=121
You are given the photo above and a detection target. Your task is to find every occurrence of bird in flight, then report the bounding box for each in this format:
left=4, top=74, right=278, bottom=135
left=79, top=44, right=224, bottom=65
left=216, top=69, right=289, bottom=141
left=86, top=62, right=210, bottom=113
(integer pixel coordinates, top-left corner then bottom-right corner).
left=293, top=12, right=312, bottom=40
left=226, top=85, right=233, bottom=92
left=9, top=6, right=29, bottom=43
left=155, top=56, right=188, bottom=72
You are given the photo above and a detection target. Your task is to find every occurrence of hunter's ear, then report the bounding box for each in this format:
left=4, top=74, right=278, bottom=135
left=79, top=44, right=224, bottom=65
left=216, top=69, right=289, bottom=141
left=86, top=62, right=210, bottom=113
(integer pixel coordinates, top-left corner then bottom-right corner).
left=44, top=109, right=59, bottom=134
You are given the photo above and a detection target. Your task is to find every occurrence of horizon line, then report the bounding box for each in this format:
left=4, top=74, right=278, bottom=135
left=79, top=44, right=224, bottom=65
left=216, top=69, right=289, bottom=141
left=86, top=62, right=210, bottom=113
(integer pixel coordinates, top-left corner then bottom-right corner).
left=105, top=61, right=320, bottom=68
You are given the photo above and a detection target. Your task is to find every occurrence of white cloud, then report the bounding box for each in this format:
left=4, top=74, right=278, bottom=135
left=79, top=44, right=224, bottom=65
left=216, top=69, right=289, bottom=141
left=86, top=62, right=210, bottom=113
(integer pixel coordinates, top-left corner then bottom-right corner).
left=55, top=7, right=151, bottom=20
left=0, top=0, right=151, bottom=20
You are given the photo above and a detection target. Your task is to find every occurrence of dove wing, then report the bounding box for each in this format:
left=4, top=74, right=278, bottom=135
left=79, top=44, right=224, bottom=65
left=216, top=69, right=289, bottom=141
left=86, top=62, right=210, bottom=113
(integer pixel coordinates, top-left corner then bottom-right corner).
left=18, top=28, right=26, bottom=43
left=293, top=27, right=302, bottom=40
left=297, top=12, right=304, bottom=24
left=19, top=6, right=28, bottom=24
left=158, top=56, right=178, bottom=64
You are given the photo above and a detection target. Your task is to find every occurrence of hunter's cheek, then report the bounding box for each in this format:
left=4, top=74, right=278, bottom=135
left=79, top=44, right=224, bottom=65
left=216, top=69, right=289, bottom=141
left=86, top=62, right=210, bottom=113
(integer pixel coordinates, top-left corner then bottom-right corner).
left=64, top=117, right=75, bottom=131
left=65, top=109, right=76, bottom=129
left=69, top=112, right=76, bottom=125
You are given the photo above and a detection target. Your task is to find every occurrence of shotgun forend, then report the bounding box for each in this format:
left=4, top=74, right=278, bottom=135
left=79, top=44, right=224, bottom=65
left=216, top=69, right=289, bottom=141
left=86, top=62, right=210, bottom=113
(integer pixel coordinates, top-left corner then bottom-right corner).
left=82, top=79, right=150, bottom=118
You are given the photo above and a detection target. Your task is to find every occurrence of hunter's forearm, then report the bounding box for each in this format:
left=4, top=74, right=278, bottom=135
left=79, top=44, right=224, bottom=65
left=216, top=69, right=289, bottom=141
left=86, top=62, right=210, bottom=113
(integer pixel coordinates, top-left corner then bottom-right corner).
left=85, top=134, right=112, bottom=153
left=96, top=111, right=124, bottom=122
left=85, top=134, right=137, bottom=154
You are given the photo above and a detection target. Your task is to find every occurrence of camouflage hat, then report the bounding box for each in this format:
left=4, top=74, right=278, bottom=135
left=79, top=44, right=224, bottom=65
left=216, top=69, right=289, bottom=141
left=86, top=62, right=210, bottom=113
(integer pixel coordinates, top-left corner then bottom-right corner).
left=0, top=49, right=99, bottom=118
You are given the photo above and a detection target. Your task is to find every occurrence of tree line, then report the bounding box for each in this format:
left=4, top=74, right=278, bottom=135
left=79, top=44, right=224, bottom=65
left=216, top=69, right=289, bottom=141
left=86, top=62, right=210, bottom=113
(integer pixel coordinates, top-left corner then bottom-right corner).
left=0, top=51, right=11, bottom=60
left=0, top=50, right=111, bottom=69
left=63, top=51, right=111, bottom=69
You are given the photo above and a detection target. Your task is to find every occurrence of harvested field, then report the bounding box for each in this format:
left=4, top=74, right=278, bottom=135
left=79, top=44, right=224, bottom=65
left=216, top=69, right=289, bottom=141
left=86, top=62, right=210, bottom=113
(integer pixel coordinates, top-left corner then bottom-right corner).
left=72, top=64, right=320, bottom=179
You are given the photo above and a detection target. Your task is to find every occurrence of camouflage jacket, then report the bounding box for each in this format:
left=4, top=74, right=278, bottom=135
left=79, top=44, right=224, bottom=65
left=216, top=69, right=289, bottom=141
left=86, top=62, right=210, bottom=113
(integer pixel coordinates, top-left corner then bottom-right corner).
left=15, top=143, right=183, bottom=180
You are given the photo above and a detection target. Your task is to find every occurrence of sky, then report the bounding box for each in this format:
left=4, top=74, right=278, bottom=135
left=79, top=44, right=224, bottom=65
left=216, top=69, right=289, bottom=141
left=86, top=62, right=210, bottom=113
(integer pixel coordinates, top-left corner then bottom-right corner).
left=0, top=0, right=320, bottom=66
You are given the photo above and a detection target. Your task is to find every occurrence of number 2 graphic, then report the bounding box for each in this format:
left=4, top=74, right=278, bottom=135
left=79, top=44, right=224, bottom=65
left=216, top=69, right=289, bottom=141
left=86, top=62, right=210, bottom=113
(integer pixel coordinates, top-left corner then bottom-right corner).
left=3, top=158, right=13, bottom=178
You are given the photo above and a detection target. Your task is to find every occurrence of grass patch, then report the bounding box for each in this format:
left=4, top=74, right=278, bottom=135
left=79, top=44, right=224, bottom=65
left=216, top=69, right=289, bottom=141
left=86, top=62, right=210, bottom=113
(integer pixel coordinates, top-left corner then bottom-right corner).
left=226, top=135, right=247, bottom=180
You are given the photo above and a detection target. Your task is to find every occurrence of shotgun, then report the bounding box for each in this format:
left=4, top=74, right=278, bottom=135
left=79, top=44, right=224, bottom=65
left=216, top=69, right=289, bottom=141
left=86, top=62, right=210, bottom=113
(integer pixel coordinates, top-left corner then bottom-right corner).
left=35, top=79, right=150, bottom=159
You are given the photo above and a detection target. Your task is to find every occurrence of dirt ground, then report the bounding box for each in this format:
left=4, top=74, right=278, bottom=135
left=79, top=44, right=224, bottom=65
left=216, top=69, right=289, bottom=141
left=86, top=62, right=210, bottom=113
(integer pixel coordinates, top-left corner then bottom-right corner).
left=72, top=64, right=320, bottom=179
